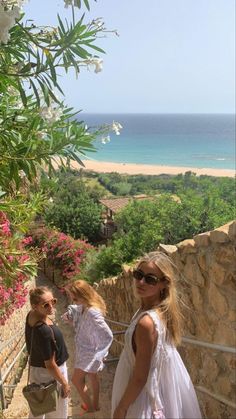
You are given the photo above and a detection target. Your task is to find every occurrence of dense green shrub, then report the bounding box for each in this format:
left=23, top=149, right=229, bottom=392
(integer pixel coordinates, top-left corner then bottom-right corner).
left=86, top=191, right=235, bottom=280
left=45, top=191, right=102, bottom=242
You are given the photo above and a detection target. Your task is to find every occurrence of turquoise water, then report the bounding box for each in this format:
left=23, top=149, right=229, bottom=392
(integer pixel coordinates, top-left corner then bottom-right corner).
left=81, top=114, right=235, bottom=170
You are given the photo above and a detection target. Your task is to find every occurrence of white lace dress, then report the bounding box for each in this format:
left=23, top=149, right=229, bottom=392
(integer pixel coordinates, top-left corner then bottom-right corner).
left=111, top=309, right=202, bottom=419
left=62, top=304, right=113, bottom=372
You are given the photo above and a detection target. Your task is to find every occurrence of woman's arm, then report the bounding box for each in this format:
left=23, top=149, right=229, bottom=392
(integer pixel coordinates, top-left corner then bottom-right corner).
left=44, top=355, right=70, bottom=398
left=113, top=314, right=157, bottom=419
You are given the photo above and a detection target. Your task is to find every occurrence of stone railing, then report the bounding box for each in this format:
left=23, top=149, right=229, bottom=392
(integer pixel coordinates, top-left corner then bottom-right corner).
left=96, top=221, right=236, bottom=419
left=0, top=277, right=35, bottom=408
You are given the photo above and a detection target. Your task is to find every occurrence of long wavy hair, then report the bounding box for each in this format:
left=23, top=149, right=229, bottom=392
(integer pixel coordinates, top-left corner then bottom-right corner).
left=68, top=280, right=107, bottom=315
left=136, top=251, right=183, bottom=346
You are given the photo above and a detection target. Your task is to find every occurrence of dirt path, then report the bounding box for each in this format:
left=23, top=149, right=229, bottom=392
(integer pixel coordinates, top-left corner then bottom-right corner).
left=3, top=273, right=117, bottom=419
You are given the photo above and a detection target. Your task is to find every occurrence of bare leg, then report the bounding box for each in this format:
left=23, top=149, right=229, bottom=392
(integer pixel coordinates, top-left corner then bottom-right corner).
left=71, top=369, right=94, bottom=412
left=88, top=373, right=100, bottom=411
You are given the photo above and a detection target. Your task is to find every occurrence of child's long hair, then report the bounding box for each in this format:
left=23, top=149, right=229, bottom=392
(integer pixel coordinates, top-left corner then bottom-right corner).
left=137, top=251, right=183, bottom=346
left=68, top=280, right=107, bottom=315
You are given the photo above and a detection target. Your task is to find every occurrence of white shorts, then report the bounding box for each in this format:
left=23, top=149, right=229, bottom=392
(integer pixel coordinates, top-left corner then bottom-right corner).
left=28, top=362, right=68, bottom=419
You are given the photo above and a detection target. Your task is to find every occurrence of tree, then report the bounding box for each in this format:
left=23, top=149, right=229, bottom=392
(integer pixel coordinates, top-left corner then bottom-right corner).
left=0, top=0, right=121, bottom=206
left=45, top=190, right=102, bottom=242
left=0, top=0, right=120, bottom=320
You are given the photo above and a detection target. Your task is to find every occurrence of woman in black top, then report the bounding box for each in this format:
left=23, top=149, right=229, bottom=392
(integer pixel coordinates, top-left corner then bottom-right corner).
left=25, top=286, right=70, bottom=419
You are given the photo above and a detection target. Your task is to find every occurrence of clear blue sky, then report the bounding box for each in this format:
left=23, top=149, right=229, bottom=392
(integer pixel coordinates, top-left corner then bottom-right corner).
left=24, top=0, right=235, bottom=114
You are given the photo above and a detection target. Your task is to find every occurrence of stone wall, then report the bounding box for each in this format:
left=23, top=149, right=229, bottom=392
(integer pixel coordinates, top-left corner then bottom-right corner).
left=96, top=221, right=236, bottom=419
left=0, top=278, right=35, bottom=408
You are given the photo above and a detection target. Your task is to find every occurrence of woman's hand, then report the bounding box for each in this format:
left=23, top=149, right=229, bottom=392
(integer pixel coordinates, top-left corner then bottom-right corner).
left=113, top=405, right=127, bottom=419
left=61, top=382, right=70, bottom=398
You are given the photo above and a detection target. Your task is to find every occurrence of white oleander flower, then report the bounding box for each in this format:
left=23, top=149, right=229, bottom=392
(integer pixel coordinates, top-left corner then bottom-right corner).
left=94, top=58, right=103, bottom=73
left=111, top=121, right=123, bottom=135
left=91, top=18, right=104, bottom=29
left=64, top=0, right=80, bottom=8
left=37, top=131, right=48, bottom=140
left=83, top=58, right=103, bottom=73
left=19, top=170, right=26, bottom=178
left=0, top=4, right=21, bottom=44
left=101, top=135, right=110, bottom=144
left=39, top=106, right=63, bottom=124
left=0, top=0, right=27, bottom=8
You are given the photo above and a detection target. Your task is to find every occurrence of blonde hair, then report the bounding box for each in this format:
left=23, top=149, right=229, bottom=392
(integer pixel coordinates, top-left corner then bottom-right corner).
left=137, top=251, right=183, bottom=346
left=67, top=280, right=107, bottom=315
left=29, top=286, right=52, bottom=305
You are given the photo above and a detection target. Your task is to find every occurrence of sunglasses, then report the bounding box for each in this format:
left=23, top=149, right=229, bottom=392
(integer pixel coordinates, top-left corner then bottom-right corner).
left=133, top=269, right=166, bottom=286
left=41, top=298, right=57, bottom=309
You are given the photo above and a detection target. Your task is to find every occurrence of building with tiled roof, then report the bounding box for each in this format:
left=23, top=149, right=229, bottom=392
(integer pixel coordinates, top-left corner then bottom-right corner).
left=99, top=195, right=153, bottom=238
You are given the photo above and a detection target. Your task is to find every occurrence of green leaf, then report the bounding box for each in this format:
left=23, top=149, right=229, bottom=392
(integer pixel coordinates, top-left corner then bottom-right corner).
left=82, top=43, right=105, bottom=54
left=17, top=80, right=27, bottom=107
left=29, top=80, right=40, bottom=106
left=48, top=57, right=57, bottom=84
left=57, top=14, right=66, bottom=34
left=83, top=0, right=90, bottom=10
left=38, top=78, right=50, bottom=106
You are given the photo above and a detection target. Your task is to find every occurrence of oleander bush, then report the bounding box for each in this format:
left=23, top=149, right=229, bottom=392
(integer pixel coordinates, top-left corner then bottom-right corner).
left=0, top=211, right=37, bottom=324
left=30, top=226, right=93, bottom=283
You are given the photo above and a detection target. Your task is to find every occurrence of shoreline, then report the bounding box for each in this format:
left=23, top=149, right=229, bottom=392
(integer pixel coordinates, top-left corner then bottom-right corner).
left=71, top=160, right=235, bottom=178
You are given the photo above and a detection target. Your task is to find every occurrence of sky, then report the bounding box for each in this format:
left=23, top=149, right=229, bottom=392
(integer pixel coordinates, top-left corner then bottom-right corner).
left=24, top=0, right=235, bottom=114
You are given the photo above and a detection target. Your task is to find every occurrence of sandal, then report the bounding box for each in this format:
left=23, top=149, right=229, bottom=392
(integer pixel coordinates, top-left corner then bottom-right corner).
left=81, top=403, right=89, bottom=411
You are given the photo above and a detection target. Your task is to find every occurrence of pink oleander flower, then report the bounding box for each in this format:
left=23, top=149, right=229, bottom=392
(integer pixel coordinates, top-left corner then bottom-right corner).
left=22, top=236, right=33, bottom=245
left=0, top=211, right=11, bottom=237
left=18, top=254, right=29, bottom=264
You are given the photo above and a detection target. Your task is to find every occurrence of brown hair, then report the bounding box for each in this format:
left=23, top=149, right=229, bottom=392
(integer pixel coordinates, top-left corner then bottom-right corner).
left=67, top=280, right=107, bottom=315
left=29, top=286, right=52, bottom=305
left=137, top=251, right=183, bottom=346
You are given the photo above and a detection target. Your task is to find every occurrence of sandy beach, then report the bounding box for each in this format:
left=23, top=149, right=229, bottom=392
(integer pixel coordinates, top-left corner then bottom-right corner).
left=71, top=160, right=235, bottom=178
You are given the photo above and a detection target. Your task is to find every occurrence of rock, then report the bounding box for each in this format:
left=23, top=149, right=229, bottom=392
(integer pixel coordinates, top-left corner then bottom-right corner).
left=158, top=243, right=178, bottom=254
left=215, top=375, right=232, bottom=397
left=191, top=285, right=204, bottom=311
left=177, top=239, right=197, bottom=253
left=183, top=256, right=205, bottom=287
left=208, top=281, right=228, bottom=317
left=214, top=322, right=235, bottom=347
left=228, top=220, right=236, bottom=242
left=210, top=228, right=230, bottom=243
left=194, top=232, right=210, bottom=247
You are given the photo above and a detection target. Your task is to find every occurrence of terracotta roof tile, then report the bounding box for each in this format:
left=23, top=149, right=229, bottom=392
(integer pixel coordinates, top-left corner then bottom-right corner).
left=99, top=198, right=131, bottom=213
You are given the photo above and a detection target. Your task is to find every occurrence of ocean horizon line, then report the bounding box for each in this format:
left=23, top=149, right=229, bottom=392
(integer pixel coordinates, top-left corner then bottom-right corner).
left=81, top=112, right=235, bottom=116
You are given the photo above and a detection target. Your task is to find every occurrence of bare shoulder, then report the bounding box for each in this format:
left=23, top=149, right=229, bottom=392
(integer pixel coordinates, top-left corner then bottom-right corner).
left=135, top=313, right=158, bottom=349
left=137, top=313, right=156, bottom=334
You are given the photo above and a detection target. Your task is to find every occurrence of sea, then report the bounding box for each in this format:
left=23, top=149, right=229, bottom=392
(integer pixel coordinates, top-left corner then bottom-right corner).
left=80, top=114, right=235, bottom=170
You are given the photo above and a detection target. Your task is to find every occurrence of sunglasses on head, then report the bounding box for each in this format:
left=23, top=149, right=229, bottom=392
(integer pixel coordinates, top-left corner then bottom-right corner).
left=41, top=298, right=57, bottom=309
left=133, top=269, right=166, bottom=286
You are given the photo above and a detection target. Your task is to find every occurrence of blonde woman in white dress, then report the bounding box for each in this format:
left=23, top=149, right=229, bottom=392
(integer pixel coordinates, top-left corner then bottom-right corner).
left=112, top=251, right=202, bottom=419
left=62, top=279, right=113, bottom=413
